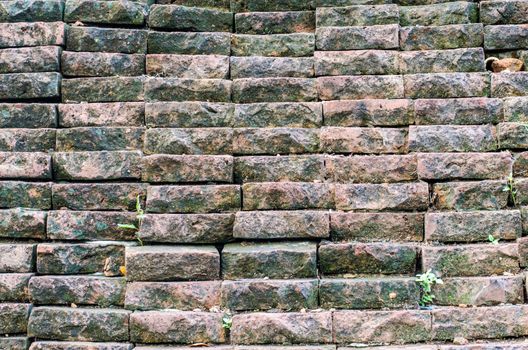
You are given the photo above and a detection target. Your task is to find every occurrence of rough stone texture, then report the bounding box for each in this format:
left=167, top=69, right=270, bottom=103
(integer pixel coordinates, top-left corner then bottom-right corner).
left=234, top=102, right=322, bottom=127
left=492, top=72, right=528, bottom=97
left=323, top=99, right=414, bottom=126
left=481, top=0, right=528, bottom=25
left=0, top=273, right=32, bottom=302
left=29, top=342, right=133, bottom=350
left=0, top=244, right=35, bottom=273
left=0, top=208, right=46, bottom=239
left=404, top=72, right=490, bottom=99
left=399, top=2, right=478, bottom=26
left=148, top=31, right=231, bottom=55
left=414, top=98, right=502, bottom=125
left=235, top=11, right=315, bottom=35
left=62, top=77, right=144, bottom=103
left=232, top=78, right=317, bottom=103
left=232, top=128, right=320, bottom=155
left=66, top=26, right=147, bottom=54
left=0, top=337, right=29, bottom=350
left=316, top=5, right=398, bottom=26
left=231, top=33, right=315, bottom=57
left=0, top=303, right=31, bottom=334
left=0, top=128, right=55, bottom=152
left=56, top=127, right=144, bottom=151
left=321, top=127, right=407, bottom=154
left=315, top=50, right=398, bottom=76
left=231, top=57, right=315, bottom=78
left=409, top=125, right=496, bottom=152
left=234, top=155, right=325, bottom=182
left=400, top=23, right=483, bottom=51
left=432, top=180, right=509, bottom=210
left=61, top=52, right=145, bottom=77
left=146, top=54, right=229, bottom=78
left=316, top=24, right=399, bottom=50
left=317, top=75, right=404, bottom=100
left=64, top=0, right=146, bottom=25
left=0, top=46, right=60, bottom=73
left=145, top=77, right=231, bottom=102
left=0, top=103, right=57, bottom=128
left=484, top=25, right=528, bottom=50
left=326, top=155, right=417, bottom=183
left=0, top=0, right=63, bottom=22
left=0, top=22, right=65, bottom=48
left=144, top=128, right=232, bottom=155
left=149, top=5, right=232, bottom=31
left=399, top=48, right=485, bottom=74
left=145, top=102, right=233, bottom=127
left=0, top=72, right=60, bottom=100
left=58, top=102, right=144, bottom=127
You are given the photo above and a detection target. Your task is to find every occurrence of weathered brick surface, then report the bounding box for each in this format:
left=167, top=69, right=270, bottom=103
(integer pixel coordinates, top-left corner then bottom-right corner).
left=432, top=180, right=508, bottom=210
left=235, top=11, right=315, bottom=35
left=66, top=27, right=147, bottom=53
left=58, top=102, right=144, bottom=127
left=323, top=99, right=414, bottom=126
left=146, top=54, right=229, bottom=78
left=234, top=155, right=325, bottom=182
left=316, top=24, right=399, bottom=50
left=321, top=127, right=408, bottom=154
left=399, top=23, right=483, bottom=51
left=61, top=52, right=145, bottom=77
left=231, top=33, right=315, bottom=57
left=0, top=22, right=64, bottom=48
left=0, top=208, right=46, bottom=239
left=0, top=273, right=32, bottom=302
left=0, top=46, right=60, bottom=73
left=409, top=125, right=496, bottom=152
left=0, top=303, right=31, bottom=334
left=414, top=98, right=502, bottom=125
left=0, top=103, right=57, bottom=128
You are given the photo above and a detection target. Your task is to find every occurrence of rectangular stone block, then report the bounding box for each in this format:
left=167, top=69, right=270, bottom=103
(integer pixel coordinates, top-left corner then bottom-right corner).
left=399, top=23, right=483, bottom=50
left=315, top=50, right=399, bottom=76
left=146, top=54, right=229, bottom=79
left=158, top=0, right=229, bottom=7
left=0, top=208, right=46, bottom=239
left=432, top=180, right=508, bottom=210
left=66, top=26, right=147, bottom=53
left=0, top=337, right=28, bottom=350
left=316, top=4, right=399, bottom=26
left=221, top=279, right=318, bottom=311
left=56, top=127, right=144, bottom=152
left=334, top=310, right=431, bottom=344
left=414, top=98, right=502, bottom=125
left=242, top=182, right=333, bottom=210
left=481, top=0, right=528, bottom=24
left=330, top=212, right=424, bottom=242
left=422, top=244, right=519, bottom=277
left=404, top=72, right=490, bottom=98
left=145, top=101, right=233, bottom=128
left=0, top=22, right=64, bottom=48
left=499, top=122, right=528, bottom=149
left=317, top=75, right=404, bottom=100
left=485, top=25, right=528, bottom=50
left=234, top=155, right=325, bottom=183
left=409, top=125, right=496, bottom=152
left=125, top=281, right=221, bottom=311
left=29, top=276, right=126, bottom=307
left=0, top=103, right=57, bottom=128
left=0, top=46, right=60, bottom=73
left=321, top=127, right=407, bottom=154
left=504, top=97, right=528, bottom=122
left=399, top=1, right=477, bottom=26
left=231, top=57, right=314, bottom=79
left=222, top=242, right=317, bottom=279
left=130, top=311, right=225, bottom=344
left=145, top=78, right=230, bottom=102
left=234, top=102, right=322, bottom=128
left=320, top=277, right=419, bottom=309
left=0, top=152, right=51, bottom=179
left=0, top=273, right=32, bottom=302
left=235, top=11, right=315, bottom=34
left=0, top=181, right=51, bottom=209
left=231, top=33, right=315, bottom=57
left=0, top=244, right=35, bottom=273
left=53, top=151, right=142, bottom=181
left=232, top=78, right=317, bottom=103
left=28, top=307, right=130, bottom=342
left=61, top=52, right=145, bottom=77
left=231, top=312, right=331, bottom=344
left=0, top=0, right=63, bottom=22
left=141, top=155, right=233, bottom=183
left=515, top=178, right=528, bottom=206
left=232, top=0, right=314, bottom=11
left=37, top=242, right=127, bottom=276
left=233, top=211, right=329, bottom=239
left=58, top=102, right=144, bottom=127
left=0, top=303, right=30, bottom=334
left=232, top=128, right=319, bottom=155
left=0, top=72, right=60, bottom=100
left=125, top=245, right=220, bottom=281
left=29, top=342, right=133, bottom=350
left=492, top=72, right=528, bottom=97
left=148, top=31, right=231, bottom=55
left=62, top=77, right=144, bottom=103
left=149, top=5, right=232, bottom=31
left=316, top=24, right=398, bottom=50
left=319, top=242, right=418, bottom=275
left=334, top=182, right=429, bottom=211
left=519, top=236, right=528, bottom=266
left=323, top=99, right=413, bottom=126
left=64, top=0, right=146, bottom=25
left=144, top=128, right=232, bottom=155
left=139, top=213, right=234, bottom=243
left=0, top=129, right=55, bottom=152
left=514, top=152, right=528, bottom=177
left=399, top=48, right=485, bottom=74
left=327, top=155, right=416, bottom=183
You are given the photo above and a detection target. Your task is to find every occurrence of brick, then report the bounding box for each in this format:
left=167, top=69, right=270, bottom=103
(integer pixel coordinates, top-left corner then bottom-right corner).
left=235, top=11, right=315, bottom=35
left=0, top=181, right=51, bottom=209
left=422, top=244, right=519, bottom=277
left=515, top=178, right=528, bottom=205
left=0, top=244, right=35, bottom=273
left=434, top=276, right=524, bottom=306
left=409, top=125, right=496, bottom=152
left=231, top=33, right=315, bottom=57
left=315, top=50, right=399, bottom=76
left=231, top=57, right=314, bottom=79
left=243, top=182, right=333, bottom=210
left=222, top=242, right=317, bottom=279
left=235, top=102, right=322, bottom=128
left=125, top=245, right=219, bottom=281
left=319, top=242, right=418, bottom=275
left=0, top=273, right=31, bottom=302
left=0, top=103, right=57, bottom=128
left=317, top=0, right=389, bottom=4
left=221, top=279, right=318, bottom=311
left=58, top=102, right=144, bottom=127
left=231, top=312, right=332, bottom=344
left=0, top=303, right=30, bottom=334
left=139, top=213, right=234, bottom=243
left=321, top=127, right=407, bottom=154
left=148, top=31, right=231, bottom=55
left=519, top=236, right=528, bottom=266
left=37, top=242, right=127, bottom=276
left=0, top=129, right=55, bottom=152
left=28, top=307, right=130, bottom=342
left=0, top=337, right=28, bottom=350
left=399, top=48, right=485, bottom=74
left=498, top=122, right=528, bottom=149
left=30, top=342, right=133, bottom=350
left=158, top=0, right=229, bottom=7
left=317, top=75, right=404, bottom=100
left=232, top=78, right=317, bottom=103
left=53, top=151, right=142, bottom=181
left=432, top=180, right=508, bottom=210
left=320, top=277, right=419, bottom=309
left=481, top=0, right=528, bottom=24
left=0, top=46, right=60, bottom=73
left=0, top=22, right=64, bottom=48
left=144, top=128, right=232, bottom=155
left=316, top=24, right=398, bottom=50
left=57, top=127, right=144, bottom=152
left=125, top=281, right=221, bottom=311
left=414, top=98, right=502, bottom=125
left=399, top=23, right=483, bottom=51
left=432, top=305, right=528, bottom=341
left=316, top=5, right=399, bottom=26
left=492, top=72, right=528, bottom=97
left=504, top=97, right=528, bottom=122
left=404, top=72, right=490, bottom=99
left=485, top=25, right=528, bottom=50
left=149, top=5, right=232, bottom=31
left=399, top=2, right=477, bottom=26
left=234, top=155, right=324, bottom=182
left=145, top=78, right=230, bottom=102
left=0, top=72, right=60, bottom=100
left=0, top=208, right=46, bottom=239
left=232, top=0, right=314, bottom=11
left=417, top=152, right=512, bottom=180
left=61, top=52, right=145, bottom=77
left=334, top=182, right=429, bottom=211
left=330, top=212, right=424, bottom=242
left=62, top=77, right=144, bottom=103
left=130, top=311, right=225, bottom=343
left=0, top=0, right=63, bottom=22
left=0, top=152, right=51, bottom=179
left=29, top=276, right=126, bottom=307
left=233, top=211, right=328, bottom=239
left=146, top=54, right=229, bottom=79
left=64, top=0, right=146, bottom=25
left=141, top=155, right=233, bottom=183
left=514, top=152, right=528, bottom=177
left=146, top=102, right=233, bottom=128
left=327, top=155, right=416, bottom=183
left=66, top=26, right=147, bottom=53
left=323, top=99, right=413, bottom=127
left=146, top=185, right=240, bottom=214
left=232, top=128, right=319, bottom=155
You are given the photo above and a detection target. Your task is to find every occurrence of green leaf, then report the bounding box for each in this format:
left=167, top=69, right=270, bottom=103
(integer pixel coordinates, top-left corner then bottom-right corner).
left=117, top=224, right=137, bottom=230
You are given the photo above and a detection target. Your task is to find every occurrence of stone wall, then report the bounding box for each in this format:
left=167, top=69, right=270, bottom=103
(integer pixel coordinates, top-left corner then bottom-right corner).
left=1, top=0, right=528, bottom=349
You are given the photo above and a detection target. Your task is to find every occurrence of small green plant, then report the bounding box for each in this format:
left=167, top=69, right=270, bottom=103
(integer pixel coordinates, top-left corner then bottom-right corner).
left=488, top=234, right=500, bottom=244
left=222, top=313, right=232, bottom=330
left=415, top=269, right=443, bottom=307
left=117, top=195, right=145, bottom=245
left=503, top=173, right=518, bottom=206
